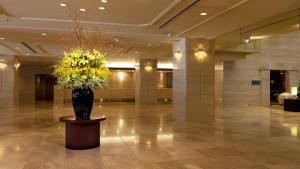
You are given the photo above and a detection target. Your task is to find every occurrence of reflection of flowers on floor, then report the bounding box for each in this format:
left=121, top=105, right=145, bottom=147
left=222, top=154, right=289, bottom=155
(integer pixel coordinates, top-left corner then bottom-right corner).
left=54, top=48, right=111, bottom=89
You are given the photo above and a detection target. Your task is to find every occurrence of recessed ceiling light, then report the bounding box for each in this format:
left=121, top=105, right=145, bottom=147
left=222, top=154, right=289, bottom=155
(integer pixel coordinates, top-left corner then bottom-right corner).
left=200, top=12, right=208, bottom=16
left=101, top=0, right=108, bottom=3
left=41, top=33, right=47, bottom=36
left=135, top=51, right=139, bottom=54
left=80, top=8, right=86, bottom=12
left=60, top=3, right=67, bottom=7
left=0, top=37, right=5, bottom=40
left=99, top=6, right=105, bottom=10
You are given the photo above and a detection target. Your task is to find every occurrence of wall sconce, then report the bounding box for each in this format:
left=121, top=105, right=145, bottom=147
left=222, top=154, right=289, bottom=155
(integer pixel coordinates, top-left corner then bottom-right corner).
left=144, top=63, right=153, bottom=72
left=0, top=62, right=7, bottom=70
left=194, top=48, right=207, bottom=61
left=135, top=63, right=140, bottom=70
left=0, top=60, right=7, bottom=96
left=193, top=45, right=208, bottom=100
left=291, top=87, right=298, bottom=96
left=117, top=71, right=125, bottom=81
left=14, top=61, right=21, bottom=69
left=241, top=34, right=251, bottom=44
left=174, top=50, right=182, bottom=60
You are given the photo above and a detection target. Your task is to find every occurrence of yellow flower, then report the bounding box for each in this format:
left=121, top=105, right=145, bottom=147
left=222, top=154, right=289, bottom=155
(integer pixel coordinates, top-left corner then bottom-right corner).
left=54, top=48, right=111, bottom=89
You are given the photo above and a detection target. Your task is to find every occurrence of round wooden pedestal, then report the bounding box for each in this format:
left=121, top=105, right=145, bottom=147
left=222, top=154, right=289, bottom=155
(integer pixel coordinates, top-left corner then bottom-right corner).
left=59, top=116, right=106, bottom=150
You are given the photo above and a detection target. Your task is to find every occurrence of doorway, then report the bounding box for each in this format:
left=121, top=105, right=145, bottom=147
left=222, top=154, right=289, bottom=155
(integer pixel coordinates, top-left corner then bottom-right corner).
left=35, top=74, right=57, bottom=102
left=270, top=70, right=286, bottom=104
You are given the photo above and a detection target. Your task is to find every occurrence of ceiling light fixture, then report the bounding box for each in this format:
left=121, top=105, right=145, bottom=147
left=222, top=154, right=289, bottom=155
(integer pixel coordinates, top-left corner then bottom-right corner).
left=101, top=0, right=108, bottom=3
left=99, top=6, right=105, bottom=10
left=60, top=3, right=67, bottom=7
left=80, top=8, right=86, bottom=12
left=135, top=51, right=139, bottom=54
left=0, top=37, right=5, bottom=40
left=200, top=12, right=208, bottom=16
left=41, top=33, right=47, bottom=36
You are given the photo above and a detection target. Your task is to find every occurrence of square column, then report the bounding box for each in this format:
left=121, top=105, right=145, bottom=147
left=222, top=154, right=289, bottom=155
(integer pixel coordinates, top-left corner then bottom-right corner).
left=173, top=38, right=215, bottom=121
left=0, top=55, right=18, bottom=108
left=135, top=59, right=158, bottom=105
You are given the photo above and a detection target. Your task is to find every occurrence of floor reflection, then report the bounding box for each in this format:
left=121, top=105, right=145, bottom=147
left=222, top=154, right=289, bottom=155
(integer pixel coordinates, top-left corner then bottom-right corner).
left=0, top=103, right=300, bottom=168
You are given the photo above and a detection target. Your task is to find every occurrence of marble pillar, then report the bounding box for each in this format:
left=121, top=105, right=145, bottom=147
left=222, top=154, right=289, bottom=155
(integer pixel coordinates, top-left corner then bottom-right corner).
left=287, top=70, right=300, bottom=91
left=260, top=70, right=270, bottom=106
left=0, top=55, right=18, bottom=108
left=173, top=38, right=215, bottom=121
left=135, top=59, right=158, bottom=105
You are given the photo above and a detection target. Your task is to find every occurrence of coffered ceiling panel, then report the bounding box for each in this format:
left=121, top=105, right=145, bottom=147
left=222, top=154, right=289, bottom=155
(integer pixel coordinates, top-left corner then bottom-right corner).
left=185, top=0, right=300, bottom=38
left=0, top=0, right=179, bottom=25
left=0, top=0, right=299, bottom=62
left=158, top=0, right=245, bottom=34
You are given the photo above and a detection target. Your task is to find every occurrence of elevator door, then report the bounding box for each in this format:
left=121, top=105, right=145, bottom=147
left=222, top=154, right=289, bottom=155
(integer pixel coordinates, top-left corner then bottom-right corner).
left=35, top=74, right=56, bottom=101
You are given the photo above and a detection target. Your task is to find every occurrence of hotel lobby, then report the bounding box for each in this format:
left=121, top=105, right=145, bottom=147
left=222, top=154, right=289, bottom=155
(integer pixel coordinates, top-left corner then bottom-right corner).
left=1, top=0, right=300, bottom=169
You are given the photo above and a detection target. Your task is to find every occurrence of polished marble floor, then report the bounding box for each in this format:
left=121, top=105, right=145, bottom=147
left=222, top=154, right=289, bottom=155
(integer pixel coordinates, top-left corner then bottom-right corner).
left=1, top=103, right=300, bottom=169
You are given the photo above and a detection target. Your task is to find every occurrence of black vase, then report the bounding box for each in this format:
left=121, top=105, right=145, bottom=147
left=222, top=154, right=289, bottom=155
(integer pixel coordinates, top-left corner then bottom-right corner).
left=72, top=88, right=94, bottom=119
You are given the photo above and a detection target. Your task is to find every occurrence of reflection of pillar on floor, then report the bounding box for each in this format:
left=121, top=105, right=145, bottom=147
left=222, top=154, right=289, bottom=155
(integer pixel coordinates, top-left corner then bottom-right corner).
left=172, top=38, right=215, bottom=121
left=135, top=59, right=158, bottom=105
left=54, top=85, right=64, bottom=107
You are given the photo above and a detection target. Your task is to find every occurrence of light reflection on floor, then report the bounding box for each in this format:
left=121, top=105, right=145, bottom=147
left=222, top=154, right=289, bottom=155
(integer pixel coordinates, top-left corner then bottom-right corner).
left=0, top=103, right=300, bottom=168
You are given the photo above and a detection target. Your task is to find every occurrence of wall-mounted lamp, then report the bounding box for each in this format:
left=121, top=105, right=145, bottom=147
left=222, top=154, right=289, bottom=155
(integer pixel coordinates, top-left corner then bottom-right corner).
left=14, top=61, right=21, bottom=69
left=194, top=45, right=207, bottom=61
left=135, top=63, right=140, bottom=70
left=0, top=60, right=7, bottom=96
left=144, top=63, right=153, bottom=72
left=241, top=34, right=251, bottom=44
left=291, top=87, right=298, bottom=96
left=174, top=50, right=182, bottom=60
left=194, top=44, right=208, bottom=100
left=0, top=62, right=7, bottom=70
left=117, top=71, right=125, bottom=81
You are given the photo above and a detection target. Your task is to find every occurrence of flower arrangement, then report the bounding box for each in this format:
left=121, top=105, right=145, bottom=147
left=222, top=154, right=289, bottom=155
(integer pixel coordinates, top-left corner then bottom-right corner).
left=54, top=48, right=111, bottom=89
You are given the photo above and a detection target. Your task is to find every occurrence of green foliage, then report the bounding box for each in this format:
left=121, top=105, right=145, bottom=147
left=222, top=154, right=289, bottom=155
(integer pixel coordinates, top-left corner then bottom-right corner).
left=54, top=48, right=111, bottom=89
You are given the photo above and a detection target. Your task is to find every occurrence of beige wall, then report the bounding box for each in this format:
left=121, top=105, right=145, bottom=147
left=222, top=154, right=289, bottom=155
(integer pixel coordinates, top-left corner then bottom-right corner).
left=54, top=70, right=173, bottom=104
left=18, top=64, right=53, bottom=105
left=108, top=71, right=135, bottom=89
left=223, top=31, right=300, bottom=106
